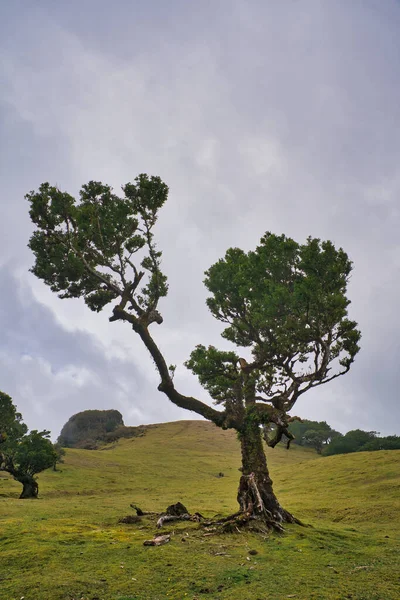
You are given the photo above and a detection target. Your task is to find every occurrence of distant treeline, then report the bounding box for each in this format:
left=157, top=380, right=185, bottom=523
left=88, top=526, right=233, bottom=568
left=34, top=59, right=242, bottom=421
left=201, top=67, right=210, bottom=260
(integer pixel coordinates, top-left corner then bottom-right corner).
left=288, top=420, right=400, bottom=455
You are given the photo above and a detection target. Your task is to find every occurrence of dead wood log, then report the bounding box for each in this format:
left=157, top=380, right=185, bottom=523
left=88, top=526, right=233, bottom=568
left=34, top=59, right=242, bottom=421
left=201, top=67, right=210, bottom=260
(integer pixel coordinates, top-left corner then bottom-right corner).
left=143, top=534, right=171, bottom=546
left=130, top=503, right=156, bottom=516
left=157, top=513, right=190, bottom=528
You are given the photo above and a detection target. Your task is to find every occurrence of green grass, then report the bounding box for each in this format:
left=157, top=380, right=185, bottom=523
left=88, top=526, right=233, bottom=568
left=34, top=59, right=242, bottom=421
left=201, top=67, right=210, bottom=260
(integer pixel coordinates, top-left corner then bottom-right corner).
left=1, top=420, right=399, bottom=600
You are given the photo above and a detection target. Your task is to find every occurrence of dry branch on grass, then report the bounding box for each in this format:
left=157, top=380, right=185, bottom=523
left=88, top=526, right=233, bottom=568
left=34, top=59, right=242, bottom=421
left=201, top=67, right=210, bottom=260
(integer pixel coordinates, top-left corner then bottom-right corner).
left=143, top=534, right=171, bottom=546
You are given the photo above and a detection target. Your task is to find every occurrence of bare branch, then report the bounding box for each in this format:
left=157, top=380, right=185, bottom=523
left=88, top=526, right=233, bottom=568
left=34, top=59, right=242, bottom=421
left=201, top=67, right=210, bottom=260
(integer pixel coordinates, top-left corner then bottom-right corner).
left=109, top=305, right=233, bottom=428
left=51, top=228, right=123, bottom=296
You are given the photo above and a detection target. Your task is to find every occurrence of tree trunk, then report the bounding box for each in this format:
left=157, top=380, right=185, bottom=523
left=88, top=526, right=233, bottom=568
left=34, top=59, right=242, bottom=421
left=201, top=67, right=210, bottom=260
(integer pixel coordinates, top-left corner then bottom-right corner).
left=237, top=419, right=299, bottom=530
left=18, top=475, right=39, bottom=499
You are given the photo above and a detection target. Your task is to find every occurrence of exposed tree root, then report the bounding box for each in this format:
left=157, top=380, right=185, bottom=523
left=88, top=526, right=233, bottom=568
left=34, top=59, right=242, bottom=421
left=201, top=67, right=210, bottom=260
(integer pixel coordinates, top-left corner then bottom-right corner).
left=202, top=508, right=304, bottom=534
left=197, top=472, right=305, bottom=534
left=229, top=472, right=305, bottom=532
left=123, top=498, right=304, bottom=537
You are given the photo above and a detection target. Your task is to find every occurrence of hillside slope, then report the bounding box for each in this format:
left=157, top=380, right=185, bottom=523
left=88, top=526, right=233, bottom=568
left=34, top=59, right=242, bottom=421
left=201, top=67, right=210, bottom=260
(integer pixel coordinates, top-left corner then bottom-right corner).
left=1, top=420, right=399, bottom=600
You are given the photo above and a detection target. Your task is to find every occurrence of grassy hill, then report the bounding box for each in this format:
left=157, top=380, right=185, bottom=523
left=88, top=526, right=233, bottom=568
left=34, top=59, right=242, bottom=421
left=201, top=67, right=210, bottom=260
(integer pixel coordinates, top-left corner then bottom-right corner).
left=1, top=420, right=399, bottom=600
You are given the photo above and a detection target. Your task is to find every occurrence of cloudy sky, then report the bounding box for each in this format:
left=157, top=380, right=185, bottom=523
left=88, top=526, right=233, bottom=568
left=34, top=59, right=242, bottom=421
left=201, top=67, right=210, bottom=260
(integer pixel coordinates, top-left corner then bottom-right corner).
left=1, top=0, right=399, bottom=439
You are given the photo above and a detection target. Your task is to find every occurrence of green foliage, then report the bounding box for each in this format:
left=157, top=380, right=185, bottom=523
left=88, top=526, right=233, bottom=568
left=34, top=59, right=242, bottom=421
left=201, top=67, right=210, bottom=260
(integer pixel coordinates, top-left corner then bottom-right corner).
left=204, top=233, right=360, bottom=368
left=359, top=435, right=400, bottom=451
left=324, top=429, right=377, bottom=455
left=103, top=425, right=147, bottom=444
left=52, top=442, right=66, bottom=468
left=27, top=175, right=168, bottom=314
left=0, top=390, right=27, bottom=443
left=187, top=233, right=360, bottom=440
left=290, top=423, right=400, bottom=456
left=0, top=390, right=56, bottom=492
left=289, top=419, right=341, bottom=453
left=185, top=345, right=240, bottom=405
left=323, top=429, right=387, bottom=456
left=11, top=430, right=57, bottom=476
left=301, top=429, right=327, bottom=454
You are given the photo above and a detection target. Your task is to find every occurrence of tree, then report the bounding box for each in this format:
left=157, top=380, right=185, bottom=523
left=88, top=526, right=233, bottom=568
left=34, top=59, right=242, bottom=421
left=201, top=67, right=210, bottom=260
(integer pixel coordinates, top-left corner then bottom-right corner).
left=26, top=176, right=361, bottom=530
left=52, top=442, right=66, bottom=470
left=0, top=391, right=56, bottom=498
left=302, top=430, right=326, bottom=454
left=288, top=419, right=342, bottom=453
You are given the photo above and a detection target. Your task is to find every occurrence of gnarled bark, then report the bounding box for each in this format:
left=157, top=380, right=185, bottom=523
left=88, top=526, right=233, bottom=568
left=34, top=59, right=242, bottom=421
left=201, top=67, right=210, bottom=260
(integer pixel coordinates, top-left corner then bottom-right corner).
left=234, top=420, right=300, bottom=531
left=111, top=307, right=231, bottom=428
left=17, top=475, right=39, bottom=499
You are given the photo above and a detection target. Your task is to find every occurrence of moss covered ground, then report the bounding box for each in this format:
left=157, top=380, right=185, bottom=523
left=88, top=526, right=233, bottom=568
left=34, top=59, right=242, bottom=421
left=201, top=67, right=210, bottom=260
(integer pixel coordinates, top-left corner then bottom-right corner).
left=1, top=420, right=399, bottom=600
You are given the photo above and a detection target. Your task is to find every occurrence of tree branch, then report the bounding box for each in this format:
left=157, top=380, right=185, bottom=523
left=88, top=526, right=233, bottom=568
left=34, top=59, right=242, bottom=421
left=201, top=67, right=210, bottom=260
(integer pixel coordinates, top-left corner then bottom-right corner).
left=52, top=228, right=123, bottom=296
left=250, top=403, right=294, bottom=448
left=141, top=215, right=163, bottom=313
left=110, top=306, right=231, bottom=428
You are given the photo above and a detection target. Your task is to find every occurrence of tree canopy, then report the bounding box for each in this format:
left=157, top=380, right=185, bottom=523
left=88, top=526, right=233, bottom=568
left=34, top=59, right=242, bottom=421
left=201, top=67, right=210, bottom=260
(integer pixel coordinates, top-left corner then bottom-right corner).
left=0, top=390, right=27, bottom=443
left=187, top=233, right=360, bottom=432
left=27, top=176, right=168, bottom=317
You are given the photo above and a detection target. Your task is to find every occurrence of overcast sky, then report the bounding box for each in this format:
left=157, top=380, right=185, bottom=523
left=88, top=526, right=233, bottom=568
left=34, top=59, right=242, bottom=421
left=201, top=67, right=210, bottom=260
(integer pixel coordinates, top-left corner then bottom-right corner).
left=1, top=0, right=400, bottom=439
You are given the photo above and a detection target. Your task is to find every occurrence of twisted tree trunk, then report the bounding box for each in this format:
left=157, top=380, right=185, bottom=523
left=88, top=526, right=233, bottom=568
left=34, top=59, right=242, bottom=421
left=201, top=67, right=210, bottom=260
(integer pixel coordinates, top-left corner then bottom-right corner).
left=237, top=419, right=299, bottom=531
left=17, top=474, right=38, bottom=499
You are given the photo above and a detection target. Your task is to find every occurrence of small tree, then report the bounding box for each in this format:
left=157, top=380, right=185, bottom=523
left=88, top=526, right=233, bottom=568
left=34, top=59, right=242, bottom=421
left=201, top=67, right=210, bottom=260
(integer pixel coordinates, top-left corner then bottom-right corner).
left=27, top=176, right=361, bottom=529
left=52, top=442, right=66, bottom=471
left=0, top=392, right=56, bottom=498
left=289, top=419, right=341, bottom=453
left=302, top=430, right=326, bottom=454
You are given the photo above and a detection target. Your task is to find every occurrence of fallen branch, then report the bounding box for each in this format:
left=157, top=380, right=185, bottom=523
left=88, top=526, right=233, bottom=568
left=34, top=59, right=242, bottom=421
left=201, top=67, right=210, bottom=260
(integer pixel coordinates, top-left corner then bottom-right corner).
left=154, top=502, right=205, bottom=528
left=143, top=534, right=171, bottom=547
left=118, top=515, right=142, bottom=524
left=130, top=503, right=156, bottom=516
left=157, top=513, right=191, bottom=528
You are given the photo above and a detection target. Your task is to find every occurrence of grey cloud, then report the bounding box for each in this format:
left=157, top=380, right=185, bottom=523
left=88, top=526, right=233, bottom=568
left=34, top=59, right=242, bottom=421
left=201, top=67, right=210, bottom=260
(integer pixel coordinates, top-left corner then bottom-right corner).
left=0, top=267, right=189, bottom=438
left=0, top=1, right=399, bottom=437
